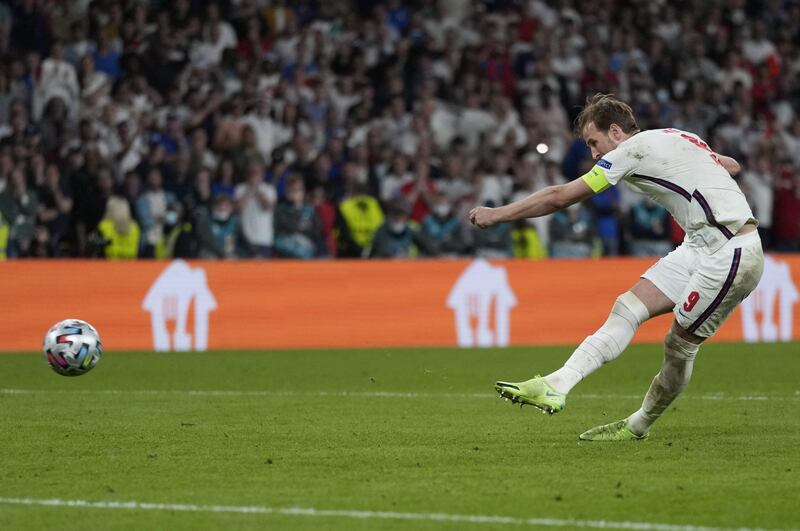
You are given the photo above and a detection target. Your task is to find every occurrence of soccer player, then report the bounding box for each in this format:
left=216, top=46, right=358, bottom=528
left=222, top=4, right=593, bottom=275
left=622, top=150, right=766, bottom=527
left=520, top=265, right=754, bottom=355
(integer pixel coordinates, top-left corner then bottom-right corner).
left=469, top=94, right=764, bottom=441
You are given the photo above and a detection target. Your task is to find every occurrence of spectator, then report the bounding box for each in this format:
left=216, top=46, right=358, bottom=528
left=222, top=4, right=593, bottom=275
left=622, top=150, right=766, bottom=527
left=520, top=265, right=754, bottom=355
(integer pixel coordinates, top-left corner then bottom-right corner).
left=203, top=194, right=240, bottom=259
left=64, top=21, right=95, bottom=65
left=92, top=30, right=121, bottom=81
left=1, top=0, right=798, bottom=259
left=34, top=41, right=79, bottom=122
left=380, top=152, right=413, bottom=202
left=120, top=170, right=141, bottom=219
left=772, top=169, right=800, bottom=252
left=97, top=196, right=140, bottom=259
left=235, top=161, right=276, bottom=257
left=400, top=159, right=437, bottom=222
left=115, top=118, right=147, bottom=180
left=550, top=203, right=596, bottom=258
left=167, top=152, right=194, bottom=203
left=370, top=200, right=426, bottom=258
left=437, top=154, right=473, bottom=206
left=336, top=180, right=384, bottom=258
left=591, top=186, right=621, bottom=256
left=155, top=202, right=187, bottom=259
left=419, top=192, right=467, bottom=257
left=188, top=127, right=218, bottom=176
left=274, top=175, right=325, bottom=259
left=78, top=54, right=110, bottom=108
left=212, top=158, right=237, bottom=199
left=628, top=198, right=673, bottom=257
left=136, top=168, right=176, bottom=258
left=512, top=219, right=548, bottom=259
left=311, top=184, right=337, bottom=257
left=0, top=166, right=37, bottom=256
left=740, top=155, right=774, bottom=247
left=231, top=125, right=264, bottom=175
left=471, top=201, right=514, bottom=259
left=36, top=163, right=72, bottom=255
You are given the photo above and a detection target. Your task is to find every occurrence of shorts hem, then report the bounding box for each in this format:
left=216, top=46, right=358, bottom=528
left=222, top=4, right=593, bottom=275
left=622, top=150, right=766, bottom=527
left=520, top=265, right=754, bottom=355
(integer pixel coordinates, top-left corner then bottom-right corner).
left=639, top=273, right=679, bottom=305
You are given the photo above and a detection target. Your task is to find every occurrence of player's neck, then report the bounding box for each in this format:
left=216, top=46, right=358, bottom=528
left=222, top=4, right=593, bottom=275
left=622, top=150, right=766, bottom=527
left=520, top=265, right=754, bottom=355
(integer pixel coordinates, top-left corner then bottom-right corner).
left=613, top=130, right=637, bottom=147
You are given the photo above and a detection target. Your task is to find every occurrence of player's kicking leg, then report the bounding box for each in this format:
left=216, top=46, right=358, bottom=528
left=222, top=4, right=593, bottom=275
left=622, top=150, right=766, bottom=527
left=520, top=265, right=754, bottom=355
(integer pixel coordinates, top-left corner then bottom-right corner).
left=580, top=229, right=764, bottom=441
left=495, top=279, right=674, bottom=414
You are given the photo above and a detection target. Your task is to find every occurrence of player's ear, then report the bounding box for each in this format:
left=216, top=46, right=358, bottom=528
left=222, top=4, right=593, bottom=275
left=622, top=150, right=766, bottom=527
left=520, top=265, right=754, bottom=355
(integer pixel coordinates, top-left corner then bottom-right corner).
left=608, top=123, right=622, bottom=139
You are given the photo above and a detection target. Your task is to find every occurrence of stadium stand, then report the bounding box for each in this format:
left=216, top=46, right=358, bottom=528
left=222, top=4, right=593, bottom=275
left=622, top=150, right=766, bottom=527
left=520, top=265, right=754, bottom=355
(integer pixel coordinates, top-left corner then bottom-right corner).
left=0, top=0, right=798, bottom=259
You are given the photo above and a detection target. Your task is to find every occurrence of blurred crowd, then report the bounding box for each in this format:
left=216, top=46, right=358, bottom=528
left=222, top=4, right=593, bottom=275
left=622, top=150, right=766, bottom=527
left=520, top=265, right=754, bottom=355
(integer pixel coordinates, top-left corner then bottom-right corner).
left=0, top=0, right=799, bottom=260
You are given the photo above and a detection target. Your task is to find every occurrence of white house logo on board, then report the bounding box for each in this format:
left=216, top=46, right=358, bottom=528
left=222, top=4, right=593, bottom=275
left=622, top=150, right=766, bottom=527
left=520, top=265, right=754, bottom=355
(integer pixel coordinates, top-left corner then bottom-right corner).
left=740, top=255, right=798, bottom=342
left=447, top=259, right=517, bottom=347
left=142, top=260, right=217, bottom=351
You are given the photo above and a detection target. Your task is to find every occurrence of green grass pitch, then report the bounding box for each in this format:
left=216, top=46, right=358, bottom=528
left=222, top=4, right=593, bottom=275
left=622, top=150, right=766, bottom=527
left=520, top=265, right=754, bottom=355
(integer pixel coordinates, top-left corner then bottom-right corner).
left=0, top=343, right=798, bottom=530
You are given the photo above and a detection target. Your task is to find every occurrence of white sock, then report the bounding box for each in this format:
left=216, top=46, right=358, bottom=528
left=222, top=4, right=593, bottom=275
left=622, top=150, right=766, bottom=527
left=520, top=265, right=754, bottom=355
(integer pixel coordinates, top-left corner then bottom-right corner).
left=627, top=330, right=700, bottom=436
left=544, top=291, right=650, bottom=394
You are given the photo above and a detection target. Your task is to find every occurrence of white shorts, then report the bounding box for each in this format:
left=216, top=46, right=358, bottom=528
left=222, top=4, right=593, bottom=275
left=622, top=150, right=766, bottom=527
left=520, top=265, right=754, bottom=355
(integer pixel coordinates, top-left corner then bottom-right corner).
left=641, top=230, right=764, bottom=338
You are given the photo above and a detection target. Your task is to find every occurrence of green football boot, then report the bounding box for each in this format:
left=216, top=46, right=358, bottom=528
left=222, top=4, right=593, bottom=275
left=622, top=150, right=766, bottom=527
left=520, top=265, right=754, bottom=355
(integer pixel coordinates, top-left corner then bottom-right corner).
left=578, top=419, right=649, bottom=441
left=494, top=376, right=565, bottom=415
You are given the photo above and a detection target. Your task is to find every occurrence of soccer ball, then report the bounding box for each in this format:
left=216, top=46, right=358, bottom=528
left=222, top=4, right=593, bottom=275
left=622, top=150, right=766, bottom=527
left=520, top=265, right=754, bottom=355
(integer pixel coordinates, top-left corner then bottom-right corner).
left=42, top=319, right=103, bottom=376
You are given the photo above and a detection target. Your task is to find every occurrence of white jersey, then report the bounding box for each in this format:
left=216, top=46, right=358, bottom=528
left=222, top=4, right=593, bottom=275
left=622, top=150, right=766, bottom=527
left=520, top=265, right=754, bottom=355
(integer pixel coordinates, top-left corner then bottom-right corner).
left=586, top=128, right=756, bottom=254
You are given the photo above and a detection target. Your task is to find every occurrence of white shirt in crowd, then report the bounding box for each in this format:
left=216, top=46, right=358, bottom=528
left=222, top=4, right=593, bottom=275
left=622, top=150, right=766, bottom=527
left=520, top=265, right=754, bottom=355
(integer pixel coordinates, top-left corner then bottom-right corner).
left=35, top=57, right=80, bottom=120
left=235, top=182, right=277, bottom=247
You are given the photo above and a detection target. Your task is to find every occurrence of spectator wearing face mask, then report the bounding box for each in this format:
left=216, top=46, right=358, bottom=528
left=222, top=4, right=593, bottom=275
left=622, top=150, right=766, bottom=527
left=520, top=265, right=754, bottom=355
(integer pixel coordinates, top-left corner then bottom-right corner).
left=419, top=192, right=468, bottom=257
left=204, top=194, right=240, bottom=259
left=154, top=202, right=185, bottom=259
left=274, top=174, right=326, bottom=259
left=369, top=199, right=429, bottom=258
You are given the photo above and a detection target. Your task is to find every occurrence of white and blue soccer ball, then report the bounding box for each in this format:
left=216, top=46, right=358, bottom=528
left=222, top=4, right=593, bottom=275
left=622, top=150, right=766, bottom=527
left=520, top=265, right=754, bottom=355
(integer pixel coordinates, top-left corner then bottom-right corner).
left=42, top=319, right=103, bottom=376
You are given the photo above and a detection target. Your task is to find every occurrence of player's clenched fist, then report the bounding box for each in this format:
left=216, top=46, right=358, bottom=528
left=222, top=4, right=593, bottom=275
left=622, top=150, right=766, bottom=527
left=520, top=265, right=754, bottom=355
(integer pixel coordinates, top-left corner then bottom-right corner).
left=469, top=206, right=499, bottom=228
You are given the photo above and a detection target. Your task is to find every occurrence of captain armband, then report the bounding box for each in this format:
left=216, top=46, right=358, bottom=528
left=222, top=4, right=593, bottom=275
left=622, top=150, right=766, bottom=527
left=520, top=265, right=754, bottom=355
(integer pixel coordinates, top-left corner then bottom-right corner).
left=581, top=165, right=612, bottom=193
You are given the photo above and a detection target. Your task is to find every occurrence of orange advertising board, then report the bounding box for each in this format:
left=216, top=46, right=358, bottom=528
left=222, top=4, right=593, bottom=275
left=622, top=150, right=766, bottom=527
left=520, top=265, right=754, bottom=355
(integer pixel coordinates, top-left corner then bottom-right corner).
left=1, top=256, right=798, bottom=352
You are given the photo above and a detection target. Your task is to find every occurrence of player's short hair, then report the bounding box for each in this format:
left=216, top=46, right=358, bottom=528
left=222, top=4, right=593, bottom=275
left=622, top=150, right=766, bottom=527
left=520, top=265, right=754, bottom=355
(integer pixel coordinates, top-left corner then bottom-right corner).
left=576, top=94, right=639, bottom=134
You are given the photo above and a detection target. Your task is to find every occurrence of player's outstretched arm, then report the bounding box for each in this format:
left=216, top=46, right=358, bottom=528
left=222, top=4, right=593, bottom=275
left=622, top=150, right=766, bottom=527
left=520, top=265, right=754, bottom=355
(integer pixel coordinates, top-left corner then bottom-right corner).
left=716, top=154, right=741, bottom=176
left=469, top=178, right=595, bottom=228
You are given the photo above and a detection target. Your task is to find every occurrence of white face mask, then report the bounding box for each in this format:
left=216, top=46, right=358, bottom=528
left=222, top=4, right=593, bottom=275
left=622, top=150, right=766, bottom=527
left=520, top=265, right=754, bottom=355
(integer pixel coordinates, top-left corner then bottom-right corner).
left=389, top=222, right=406, bottom=233
left=213, top=209, right=232, bottom=222
left=433, top=204, right=450, bottom=218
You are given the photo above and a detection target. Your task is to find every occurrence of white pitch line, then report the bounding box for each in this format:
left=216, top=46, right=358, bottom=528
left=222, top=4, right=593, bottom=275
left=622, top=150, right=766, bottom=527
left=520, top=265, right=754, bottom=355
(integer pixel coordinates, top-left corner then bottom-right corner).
left=0, top=388, right=797, bottom=402
left=0, top=497, right=791, bottom=531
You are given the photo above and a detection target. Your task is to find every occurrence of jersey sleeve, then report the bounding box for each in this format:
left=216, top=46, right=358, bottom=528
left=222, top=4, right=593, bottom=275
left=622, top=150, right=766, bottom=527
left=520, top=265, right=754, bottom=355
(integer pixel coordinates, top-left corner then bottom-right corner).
left=580, top=146, right=640, bottom=193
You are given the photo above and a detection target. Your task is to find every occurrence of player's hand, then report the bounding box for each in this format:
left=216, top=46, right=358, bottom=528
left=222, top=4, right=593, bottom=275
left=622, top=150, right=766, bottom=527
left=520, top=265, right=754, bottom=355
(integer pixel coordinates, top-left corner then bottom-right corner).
left=469, top=206, right=499, bottom=229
